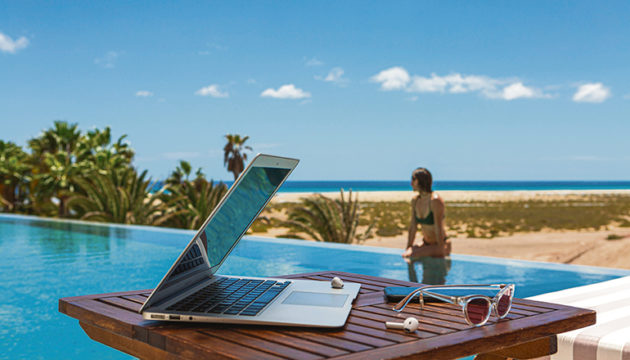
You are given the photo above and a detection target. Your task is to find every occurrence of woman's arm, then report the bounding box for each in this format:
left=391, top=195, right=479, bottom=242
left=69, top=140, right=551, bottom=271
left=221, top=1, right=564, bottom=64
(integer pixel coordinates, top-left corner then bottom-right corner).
left=407, top=198, right=418, bottom=248
left=432, top=196, right=446, bottom=245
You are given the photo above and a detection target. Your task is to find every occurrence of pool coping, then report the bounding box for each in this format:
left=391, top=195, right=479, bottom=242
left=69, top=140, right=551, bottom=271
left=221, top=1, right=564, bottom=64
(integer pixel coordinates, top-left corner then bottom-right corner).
left=3, top=213, right=630, bottom=277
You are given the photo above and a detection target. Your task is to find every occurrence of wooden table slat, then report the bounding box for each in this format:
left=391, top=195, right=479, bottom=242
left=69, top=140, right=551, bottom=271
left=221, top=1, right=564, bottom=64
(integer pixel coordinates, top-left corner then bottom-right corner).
left=346, top=318, right=438, bottom=339
left=354, top=306, right=470, bottom=331
left=345, top=317, right=424, bottom=341
left=373, top=302, right=523, bottom=327
left=166, top=329, right=287, bottom=360
left=122, top=294, right=150, bottom=305
left=350, top=309, right=455, bottom=335
left=282, top=330, right=375, bottom=353
left=99, top=296, right=143, bottom=313
left=62, top=298, right=143, bottom=337
left=59, top=271, right=596, bottom=360
left=235, top=328, right=350, bottom=358
left=204, top=329, right=325, bottom=360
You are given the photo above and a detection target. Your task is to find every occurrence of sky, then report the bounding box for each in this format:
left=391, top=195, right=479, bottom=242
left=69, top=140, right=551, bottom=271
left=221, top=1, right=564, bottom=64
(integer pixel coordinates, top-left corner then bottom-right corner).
left=2, top=1, right=630, bottom=181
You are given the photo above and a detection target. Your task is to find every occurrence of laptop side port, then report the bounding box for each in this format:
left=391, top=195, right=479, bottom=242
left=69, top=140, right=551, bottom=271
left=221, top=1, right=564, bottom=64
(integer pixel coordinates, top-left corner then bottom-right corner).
left=169, top=315, right=181, bottom=320
left=150, top=314, right=165, bottom=319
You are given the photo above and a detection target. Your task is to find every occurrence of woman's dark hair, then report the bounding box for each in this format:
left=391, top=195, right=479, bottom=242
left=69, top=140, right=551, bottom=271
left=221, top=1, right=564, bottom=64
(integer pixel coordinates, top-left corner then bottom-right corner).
left=412, top=168, right=433, bottom=193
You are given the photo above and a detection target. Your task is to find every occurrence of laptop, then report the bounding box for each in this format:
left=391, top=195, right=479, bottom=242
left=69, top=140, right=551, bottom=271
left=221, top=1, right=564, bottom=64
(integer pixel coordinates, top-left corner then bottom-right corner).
left=140, top=154, right=361, bottom=327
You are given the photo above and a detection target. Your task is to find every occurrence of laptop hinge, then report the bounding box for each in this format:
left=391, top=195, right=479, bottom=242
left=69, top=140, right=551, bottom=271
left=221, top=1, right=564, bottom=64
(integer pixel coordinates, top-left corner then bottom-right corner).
left=146, top=271, right=215, bottom=310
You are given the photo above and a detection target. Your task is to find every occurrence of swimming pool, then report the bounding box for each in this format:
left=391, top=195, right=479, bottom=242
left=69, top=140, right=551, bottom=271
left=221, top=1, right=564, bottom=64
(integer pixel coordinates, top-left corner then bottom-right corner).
left=1, top=214, right=629, bottom=359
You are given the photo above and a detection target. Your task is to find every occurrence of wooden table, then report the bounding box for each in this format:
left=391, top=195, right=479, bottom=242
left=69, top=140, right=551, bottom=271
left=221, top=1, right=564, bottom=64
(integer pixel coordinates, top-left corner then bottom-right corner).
left=59, top=271, right=595, bottom=360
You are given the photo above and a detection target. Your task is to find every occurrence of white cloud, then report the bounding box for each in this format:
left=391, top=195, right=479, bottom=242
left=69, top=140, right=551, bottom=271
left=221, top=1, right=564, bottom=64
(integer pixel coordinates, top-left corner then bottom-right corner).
left=316, top=67, right=348, bottom=85
left=195, top=84, right=229, bottom=98
left=373, top=67, right=548, bottom=100
left=573, top=83, right=611, bottom=103
left=370, top=66, right=410, bottom=91
left=135, top=90, right=153, bottom=97
left=305, top=57, right=324, bottom=66
left=408, top=74, right=450, bottom=93
left=0, top=32, right=29, bottom=54
left=496, top=82, right=542, bottom=100
left=325, top=67, right=344, bottom=82
left=261, top=84, right=311, bottom=99
left=94, top=51, right=119, bottom=68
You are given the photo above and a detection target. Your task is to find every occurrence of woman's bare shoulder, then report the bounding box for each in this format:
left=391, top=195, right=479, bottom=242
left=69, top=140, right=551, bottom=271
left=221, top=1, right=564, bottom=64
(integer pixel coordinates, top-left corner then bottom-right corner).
left=431, top=192, right=445, bottom=206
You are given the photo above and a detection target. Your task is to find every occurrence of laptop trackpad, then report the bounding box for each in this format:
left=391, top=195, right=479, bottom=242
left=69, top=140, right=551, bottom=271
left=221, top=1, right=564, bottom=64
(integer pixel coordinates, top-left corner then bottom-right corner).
left=282, top=291, right=348, bottom=308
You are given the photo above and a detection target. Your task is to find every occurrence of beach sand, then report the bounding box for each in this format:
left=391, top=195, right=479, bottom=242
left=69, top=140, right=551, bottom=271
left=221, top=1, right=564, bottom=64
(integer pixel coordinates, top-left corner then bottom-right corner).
left=274, top=189, right=630, bottom=203
left=266, top=190, right=630, bottom=270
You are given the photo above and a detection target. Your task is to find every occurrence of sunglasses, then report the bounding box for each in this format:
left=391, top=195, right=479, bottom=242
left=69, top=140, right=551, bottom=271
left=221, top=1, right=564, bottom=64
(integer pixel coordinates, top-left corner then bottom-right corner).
left=392, top=284, right=515, bottom=327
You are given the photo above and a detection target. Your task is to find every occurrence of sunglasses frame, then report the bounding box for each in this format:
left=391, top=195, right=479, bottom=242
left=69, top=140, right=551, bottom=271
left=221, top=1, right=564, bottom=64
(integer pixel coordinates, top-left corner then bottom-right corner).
left=392, top=284, right=515, bottom=327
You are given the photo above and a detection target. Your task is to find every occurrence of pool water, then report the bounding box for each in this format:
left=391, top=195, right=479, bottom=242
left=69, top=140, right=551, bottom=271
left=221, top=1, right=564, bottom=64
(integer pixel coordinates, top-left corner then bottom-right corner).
left=1, top=214, right=629, bottom=359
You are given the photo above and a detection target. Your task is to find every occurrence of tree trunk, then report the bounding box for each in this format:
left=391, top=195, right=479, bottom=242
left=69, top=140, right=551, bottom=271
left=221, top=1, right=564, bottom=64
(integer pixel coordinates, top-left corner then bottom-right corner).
left=0, top=184, right=16, bottom=212
left=59, top=194, right=67, bottom=217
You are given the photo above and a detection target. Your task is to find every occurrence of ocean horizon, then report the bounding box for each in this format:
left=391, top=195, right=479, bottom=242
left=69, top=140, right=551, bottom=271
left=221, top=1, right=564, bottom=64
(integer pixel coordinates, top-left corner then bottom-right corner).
left=152, top=180, right=630, bottom=193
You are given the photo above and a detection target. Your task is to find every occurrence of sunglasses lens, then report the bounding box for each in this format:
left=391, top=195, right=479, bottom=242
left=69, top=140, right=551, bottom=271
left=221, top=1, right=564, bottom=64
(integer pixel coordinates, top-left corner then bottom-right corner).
left=497, top=288, right=512, bottom=317
left=466, top=298, right=490, bottom=325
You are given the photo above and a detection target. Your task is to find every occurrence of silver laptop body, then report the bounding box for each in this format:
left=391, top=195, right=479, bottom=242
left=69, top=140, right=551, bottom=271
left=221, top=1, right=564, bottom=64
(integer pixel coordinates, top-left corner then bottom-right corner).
left=140, top=154, right=361, bottom=327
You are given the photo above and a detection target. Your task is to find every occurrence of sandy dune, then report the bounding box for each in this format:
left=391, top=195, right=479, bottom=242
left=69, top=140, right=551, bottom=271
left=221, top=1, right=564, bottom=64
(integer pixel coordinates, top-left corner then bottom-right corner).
left=361, top=229, right=630, bottom=269
left=267, top=190, right=630, bottom=270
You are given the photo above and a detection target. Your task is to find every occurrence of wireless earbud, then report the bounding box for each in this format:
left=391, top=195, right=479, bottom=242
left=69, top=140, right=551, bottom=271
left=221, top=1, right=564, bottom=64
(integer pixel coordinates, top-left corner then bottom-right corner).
left=331, top=277, right=344, bottom=289
left=385, top=317, right=420, bottom=333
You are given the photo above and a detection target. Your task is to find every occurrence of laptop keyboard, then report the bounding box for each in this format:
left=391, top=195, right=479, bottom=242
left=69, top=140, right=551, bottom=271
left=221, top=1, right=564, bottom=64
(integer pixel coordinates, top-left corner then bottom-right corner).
left=166, top=277, right=291, bottom=316
left=171, top=244, right=204, bottom=276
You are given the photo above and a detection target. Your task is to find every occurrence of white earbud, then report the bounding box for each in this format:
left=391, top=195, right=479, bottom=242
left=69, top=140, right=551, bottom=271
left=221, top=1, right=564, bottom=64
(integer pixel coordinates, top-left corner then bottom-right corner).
left=331, top=277, right=344, bottom=289
left=385, top=317, right=420, bottom=333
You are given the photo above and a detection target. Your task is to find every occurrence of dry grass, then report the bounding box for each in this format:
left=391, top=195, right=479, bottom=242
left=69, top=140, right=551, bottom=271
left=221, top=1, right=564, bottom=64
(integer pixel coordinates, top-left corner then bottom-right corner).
left=260, top=194, right=630, bottom=239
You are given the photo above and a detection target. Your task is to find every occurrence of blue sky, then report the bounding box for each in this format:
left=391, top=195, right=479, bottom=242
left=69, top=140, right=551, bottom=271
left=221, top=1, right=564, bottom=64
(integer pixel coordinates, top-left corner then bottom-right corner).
left=2, top=1, right=630, bottom=181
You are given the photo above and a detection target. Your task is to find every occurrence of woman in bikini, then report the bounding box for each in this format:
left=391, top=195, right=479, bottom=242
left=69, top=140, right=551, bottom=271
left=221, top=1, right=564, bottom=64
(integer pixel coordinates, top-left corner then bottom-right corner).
left=402, top=167, right=451, bottom=258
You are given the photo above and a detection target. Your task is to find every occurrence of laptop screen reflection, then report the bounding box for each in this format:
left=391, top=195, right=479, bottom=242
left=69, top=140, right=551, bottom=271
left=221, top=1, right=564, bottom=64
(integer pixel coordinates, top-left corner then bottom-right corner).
left=201, top=166, right=289, bottom=269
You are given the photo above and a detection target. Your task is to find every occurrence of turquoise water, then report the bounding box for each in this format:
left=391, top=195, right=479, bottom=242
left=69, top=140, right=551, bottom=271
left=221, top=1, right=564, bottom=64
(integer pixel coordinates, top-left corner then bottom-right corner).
left=1, top=214, right=629, bottom=359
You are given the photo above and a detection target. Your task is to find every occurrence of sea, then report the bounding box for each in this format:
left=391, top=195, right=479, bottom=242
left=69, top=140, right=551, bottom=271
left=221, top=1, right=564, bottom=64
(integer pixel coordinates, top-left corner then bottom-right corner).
left=245, top=181, right=630, bottom=193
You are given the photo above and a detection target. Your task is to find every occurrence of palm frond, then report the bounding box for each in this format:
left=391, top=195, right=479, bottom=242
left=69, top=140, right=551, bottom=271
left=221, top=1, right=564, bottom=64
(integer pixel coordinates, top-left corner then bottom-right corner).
left=283, top=189, right=373, bottom=244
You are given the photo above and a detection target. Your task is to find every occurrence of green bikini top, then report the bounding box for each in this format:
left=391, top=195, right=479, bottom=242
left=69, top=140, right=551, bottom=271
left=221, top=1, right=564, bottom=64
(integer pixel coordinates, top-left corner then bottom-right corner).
left=413, top=199, right=435, bottom=225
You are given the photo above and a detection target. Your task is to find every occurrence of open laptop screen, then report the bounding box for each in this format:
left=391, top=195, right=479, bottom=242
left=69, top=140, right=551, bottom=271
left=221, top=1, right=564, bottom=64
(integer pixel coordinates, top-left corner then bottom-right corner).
left=200, top=166, right=290, bottom=270
left=140, top=155, right=297, bottom=312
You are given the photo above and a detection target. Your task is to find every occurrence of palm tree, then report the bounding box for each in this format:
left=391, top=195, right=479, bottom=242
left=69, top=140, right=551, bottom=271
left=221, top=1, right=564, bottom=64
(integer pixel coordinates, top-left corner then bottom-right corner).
left=67, top=168, right=173, bottom=225
left=27, top=121, right=83, bottom=217
left=77, top=127, right=135, bottom=171
left=0, top=141, right=31, bottom=212
left=28, top=121, right=81, bottom=161
left=166, top=160, right=193, bottom=186
left=37, top=151, right=90, bottom=217
left=162, top=161, right=228, bottom=229
left=28, top=121, right=135, bottom=217
left=283, top=189, right=374, bottom=243
left=223, top=134, right=252, bottom=180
